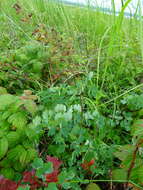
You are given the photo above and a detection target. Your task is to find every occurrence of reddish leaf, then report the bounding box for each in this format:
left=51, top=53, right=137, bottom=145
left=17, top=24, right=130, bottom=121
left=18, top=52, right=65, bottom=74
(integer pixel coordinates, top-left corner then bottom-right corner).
left=45, top=170, right=58, bottom=183
left=0, top=176, right=18, bottom=190
left=46, top=156, right=62, bottom=170
left=22, top=170, right=41, bottom=190
left=81, top=159, right=95, bottom=171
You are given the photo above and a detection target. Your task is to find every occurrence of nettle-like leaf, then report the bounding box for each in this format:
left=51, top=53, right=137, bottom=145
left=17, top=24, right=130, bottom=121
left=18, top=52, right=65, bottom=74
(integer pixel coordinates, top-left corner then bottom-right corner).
left=8, top=112, right=27, bottom=129
left=7, top=145, right=25, bottom=161
left=0, top=136, right=8, bottom=160
left=0, top=94, right=18, bottom=111
left=0, top=168, right=15, bottom=180
left=1, top=111, right=12, bottom=120
left=23, top=100, right=37, bottom=115
left=24, top=149, right=37, bottom=163
left=7, top=131, right=20, bottom=148
left=20, top=149, right=28, bottom=165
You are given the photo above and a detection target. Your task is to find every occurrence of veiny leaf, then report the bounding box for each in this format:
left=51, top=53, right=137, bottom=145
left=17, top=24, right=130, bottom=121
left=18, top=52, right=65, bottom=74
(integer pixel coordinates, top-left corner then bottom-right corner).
left=23, top=100, right=37, bottom=114
left=0, top=168, right=15, bottom=180
left=0, top=94, right=17, bottom=110
left=7, top=131, right=20, bottom=148
left=19, top=149, right=27, bottom=165
left=131, top=119, right=143, bottom=137
left=0, top=136, right=9, bottom=159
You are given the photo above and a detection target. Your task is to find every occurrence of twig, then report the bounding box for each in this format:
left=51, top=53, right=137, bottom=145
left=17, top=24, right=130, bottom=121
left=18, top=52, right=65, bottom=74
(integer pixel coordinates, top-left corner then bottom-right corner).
left=126, top=139, right=143, bottom=188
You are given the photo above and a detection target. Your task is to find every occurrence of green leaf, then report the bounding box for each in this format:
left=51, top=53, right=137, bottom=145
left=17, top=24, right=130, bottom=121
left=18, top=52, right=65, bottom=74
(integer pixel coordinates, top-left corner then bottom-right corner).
left=43, top=162, right=53, bottom=174
left=23, top=100, right=37, bottom=114
left=114, top=145, right=134, bottom=161
left=35, top=162, right=53, bottom=178
left=7, top=131, right=20, bottom=148
left=44, top=183, right=58, bottom=190
left=58, top=171, right=67, bottom=183
left=25, top=128, right=37, bottom=140
left=131, top=119, right=143, bottom=137
left=17, top=186, right=30, bottom=190
left=112, top=169, right=127, bottom=180
left=136, top=166, right=143, bottom=183
left=86, top=183, right=101, bottom=190
left=62, top=182, right=71, bottom=189
left=19, top=149, right=28, bottom=165
left=7, top=145, right=25, bottom=161
left=32, top=158, right=43, bottom=169
left=125, top=94, right=143, bottom=111
left=8, top=112, right=27, bottom=129
left=55, top=104, right=66, bottom=112
left=0, top=87, right=7, bottom=95
left=0, top=168, right=15, bottom=180
left=0, top=136, right=9, bottom=159
left=0, top=94, right=17, bottom=110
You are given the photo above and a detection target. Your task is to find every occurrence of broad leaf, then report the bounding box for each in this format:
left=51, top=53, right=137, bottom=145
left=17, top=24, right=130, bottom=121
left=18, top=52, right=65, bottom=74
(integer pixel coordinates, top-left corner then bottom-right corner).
left=86, top=183, right=101, bottom=190
left=112, top=169, right=127, bottom=180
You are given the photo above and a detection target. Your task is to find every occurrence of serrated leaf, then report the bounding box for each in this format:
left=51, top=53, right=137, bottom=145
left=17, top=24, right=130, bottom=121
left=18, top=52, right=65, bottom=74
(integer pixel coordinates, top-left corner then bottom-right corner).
left=7, top=145, right=25, bottom=161
left=7, top=131, right=20, bottom=148
left=8, top=112, right=27, bottom=129
left=23, top=100, right=37, bottom=114
left=26, top=149, right=37, bottom=163
left=20, top=149, right=28, bottom=165
left=0, top=168, right=15, bottom=180
left=0, top=136, right=8, bottom=159
left=0, top=94, right=17, bottom=110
